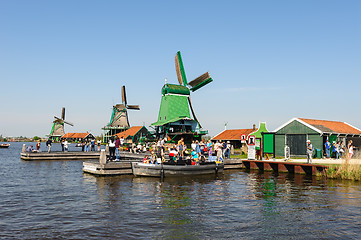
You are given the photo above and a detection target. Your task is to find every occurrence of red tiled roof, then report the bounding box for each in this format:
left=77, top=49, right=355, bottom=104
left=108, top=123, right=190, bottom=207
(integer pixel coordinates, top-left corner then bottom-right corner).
left=116, top=126, right=143, bottom=139
left=62, top=133, right=90, bottom=138
left=299, top=118, right=361, bottom=134
left=212, top=129, right=257, bottom=140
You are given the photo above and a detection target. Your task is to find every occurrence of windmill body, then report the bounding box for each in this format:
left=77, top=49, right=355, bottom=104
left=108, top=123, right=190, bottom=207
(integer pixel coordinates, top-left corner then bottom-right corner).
left=102, top=86, right=140, bottom=143
left=151, top=51, right=213, bottom=144
left=48, top=107, right=73, bottom=141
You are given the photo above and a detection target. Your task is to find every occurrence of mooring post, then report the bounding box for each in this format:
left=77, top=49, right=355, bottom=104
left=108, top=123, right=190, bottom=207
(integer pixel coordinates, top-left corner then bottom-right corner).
left=99, top=149, right=107, bottom=165
left=105, top=145, right=109, bottom=155
left=22, top=144, right=26, bottom=153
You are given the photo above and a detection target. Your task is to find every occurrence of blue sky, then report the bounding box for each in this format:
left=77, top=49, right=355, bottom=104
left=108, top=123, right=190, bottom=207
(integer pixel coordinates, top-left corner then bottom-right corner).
left=1, top=0, right=360, bottom=138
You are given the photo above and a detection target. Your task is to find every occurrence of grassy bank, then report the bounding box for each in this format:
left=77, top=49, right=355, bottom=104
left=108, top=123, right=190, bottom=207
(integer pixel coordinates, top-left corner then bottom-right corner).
left=319, top=159, right=361, bottom=181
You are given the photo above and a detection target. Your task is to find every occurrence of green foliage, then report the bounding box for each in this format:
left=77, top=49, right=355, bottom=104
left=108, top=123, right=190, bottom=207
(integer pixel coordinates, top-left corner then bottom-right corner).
left=33, top=136, right=40, bottom=141
left=321, top=162, right=361, bottom=181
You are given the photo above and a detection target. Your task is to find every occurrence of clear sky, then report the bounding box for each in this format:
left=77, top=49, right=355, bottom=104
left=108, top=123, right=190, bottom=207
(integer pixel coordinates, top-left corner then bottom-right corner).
left=1, top=0, right=360, bottom=138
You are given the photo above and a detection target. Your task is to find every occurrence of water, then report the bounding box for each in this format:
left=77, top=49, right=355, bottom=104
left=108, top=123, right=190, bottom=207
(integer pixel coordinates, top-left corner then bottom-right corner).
left=1, top=142, right=360, bottom=239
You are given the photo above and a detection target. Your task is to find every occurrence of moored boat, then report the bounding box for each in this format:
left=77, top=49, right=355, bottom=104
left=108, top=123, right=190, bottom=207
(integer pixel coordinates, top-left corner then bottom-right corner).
left=131, top=162, right=224, bottom=177
left=0, top=143, right=10, bottom=148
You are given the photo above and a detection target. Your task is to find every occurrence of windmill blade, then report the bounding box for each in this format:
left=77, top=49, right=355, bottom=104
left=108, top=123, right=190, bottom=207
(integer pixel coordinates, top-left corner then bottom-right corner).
left=175, top=51, right=188, bottom=86
left=188, top=72, right=213, bottom=92
left=61, top=107, right=65, bottom=120
left=126, top=105, right=140, bottom=110
left=121, top=86, right=127, bottom=106
left=187, top=96, right=202, bottom=129
left=54, top=116, right=73, bottom=126
left=63, top=120, right=74, bottom=126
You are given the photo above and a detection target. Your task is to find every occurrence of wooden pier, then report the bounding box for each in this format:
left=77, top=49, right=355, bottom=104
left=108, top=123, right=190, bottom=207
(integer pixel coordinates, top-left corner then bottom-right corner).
left=242, top=160, right=328, bottom=175
left=21, top=151, right=101, bottom=161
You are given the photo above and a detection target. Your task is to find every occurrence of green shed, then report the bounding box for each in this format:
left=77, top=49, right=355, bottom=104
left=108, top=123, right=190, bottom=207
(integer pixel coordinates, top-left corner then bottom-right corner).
left=271, top=118, right=361, bottom=158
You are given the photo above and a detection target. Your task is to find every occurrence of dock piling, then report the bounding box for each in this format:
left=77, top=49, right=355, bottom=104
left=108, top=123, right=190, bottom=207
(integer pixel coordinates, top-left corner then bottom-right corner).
left=99, top=149, right=107, bottom=165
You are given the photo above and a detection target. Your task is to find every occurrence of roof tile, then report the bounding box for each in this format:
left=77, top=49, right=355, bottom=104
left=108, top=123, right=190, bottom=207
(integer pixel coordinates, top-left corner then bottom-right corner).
left=299, top=118, right=361, bottom=134
left=212, top=129, right=257, bottom=140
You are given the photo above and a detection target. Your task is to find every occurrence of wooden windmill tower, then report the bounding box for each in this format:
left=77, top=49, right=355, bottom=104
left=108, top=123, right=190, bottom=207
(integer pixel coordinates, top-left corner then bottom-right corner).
left=49, top=107, right=73, bottom=141
left=151, top=51, right=213, bottom=143
left=102, top=86, right=140, bottom=143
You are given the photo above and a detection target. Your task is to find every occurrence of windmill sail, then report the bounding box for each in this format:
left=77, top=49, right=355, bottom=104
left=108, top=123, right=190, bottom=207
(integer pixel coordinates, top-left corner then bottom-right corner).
left=187, top=96, right=202, bottom=129
left=121, top=86, right=127, bottom=106
left=188, top=72, right=213, bottom=92
left=175, top=51, right=188, bottom=86
left=61, top=107, right=65, bottom=120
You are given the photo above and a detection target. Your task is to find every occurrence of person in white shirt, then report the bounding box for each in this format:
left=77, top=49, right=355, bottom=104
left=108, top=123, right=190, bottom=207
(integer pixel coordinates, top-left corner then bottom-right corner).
left=63, top=140, right=69, bottom=152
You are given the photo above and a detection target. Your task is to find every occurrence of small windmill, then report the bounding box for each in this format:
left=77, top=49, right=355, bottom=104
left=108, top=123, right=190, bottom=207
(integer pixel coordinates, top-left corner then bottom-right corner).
left=102, top=86, right=140, bottom=142
left=151, top=51, right=213, bottom=143
left=49, top=107, right=73, bottom=141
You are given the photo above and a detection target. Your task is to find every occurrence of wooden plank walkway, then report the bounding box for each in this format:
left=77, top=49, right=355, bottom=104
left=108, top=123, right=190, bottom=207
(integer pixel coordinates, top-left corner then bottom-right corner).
left=242, top=160, right=328, bottom=175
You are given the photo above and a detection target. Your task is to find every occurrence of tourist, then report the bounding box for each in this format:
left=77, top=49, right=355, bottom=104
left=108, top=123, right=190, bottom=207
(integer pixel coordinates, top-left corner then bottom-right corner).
left=191, top=140, right=196, bottom=151
left=191, top=149, right=198, bottom=164
left=339, top=141, right=345, bottom=158
left=97, top=139, right=101, bottom=151
left=91, top=139, right=95, bottom=151
left=306, top=140, right=313, bottom=164
left=109, top=136, right=116, bottom=161
left=226, top=141, right=231, bottom=159
left=207, top=140, right=213, bottom=157
left=143, top=155, right=150, bottom=164
left=200, top=140, right=205, bottom=155
left=325, top=139, right=331, bottom=159
left=161, top=137, right=167, bottom=157
left=332, top=141, right=339, bottom=159
left=120, top=137, right=124, bottom=149
left=46, top=138, right=52, bottom=153
left=195, top=140, right=201, bottom=157
left=169, top=146, right=178, bottom=162
left=215, top=141, right=222, bottom=161
left=86, top=141, right=91, bottom=152
left=347, top=140, right=354, bottom=161
left=36, top=140, right=41, bottom=152
left=177, top=138, right=185, bottom=159
left=61, top=139, right=64, bottom=152
left=114, top=136, right=121, bottom=160
left=26, top=145, right=36, bottom=152
left=63, top=139, right=69, bottom=152
left=82, top=140, right=86, bottom=152
left=222, top=141, right=227, bottom=158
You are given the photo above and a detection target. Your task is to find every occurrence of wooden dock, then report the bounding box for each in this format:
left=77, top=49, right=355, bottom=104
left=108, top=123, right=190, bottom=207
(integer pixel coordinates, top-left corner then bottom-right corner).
left=21, top=151, right=101, bottom=161
left=242, top=160, right=328, bottom=175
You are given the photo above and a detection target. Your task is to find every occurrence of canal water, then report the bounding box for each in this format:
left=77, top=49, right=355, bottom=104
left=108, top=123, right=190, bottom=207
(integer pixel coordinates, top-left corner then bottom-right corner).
left=1, top=142, right=360, bottom=239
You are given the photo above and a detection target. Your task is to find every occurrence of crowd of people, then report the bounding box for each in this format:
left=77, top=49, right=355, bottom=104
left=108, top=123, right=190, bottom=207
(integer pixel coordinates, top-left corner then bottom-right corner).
left=306, top=139, right=356, bottom=164
left=324, top=139, right=354, bottom=160
left=139, top=138, right=233, bottom=165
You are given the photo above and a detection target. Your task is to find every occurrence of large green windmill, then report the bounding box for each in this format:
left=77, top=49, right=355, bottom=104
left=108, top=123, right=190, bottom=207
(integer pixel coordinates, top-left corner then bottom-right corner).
left=102, top=85, right=140, bottom=143
left=151, top=51, right=213, bottom=143
left=48, top=107, right=73, bottom=141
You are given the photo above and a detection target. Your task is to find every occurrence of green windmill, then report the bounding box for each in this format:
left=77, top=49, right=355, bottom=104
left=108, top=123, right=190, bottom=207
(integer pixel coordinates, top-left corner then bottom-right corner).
left=151, top=51, right=213, bottom=143
left=48, top=107, right=73, bottom=141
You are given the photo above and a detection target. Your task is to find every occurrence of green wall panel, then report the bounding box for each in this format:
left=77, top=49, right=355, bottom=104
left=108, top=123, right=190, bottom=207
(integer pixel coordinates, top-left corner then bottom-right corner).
left=275, top=134, right=285, bottom=157
left=277, top=120, right=318, bottom=135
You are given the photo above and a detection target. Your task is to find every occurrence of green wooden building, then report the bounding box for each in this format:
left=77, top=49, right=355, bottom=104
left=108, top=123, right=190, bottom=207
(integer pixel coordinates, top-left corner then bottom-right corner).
left=264, top=118, right=361, bottom=157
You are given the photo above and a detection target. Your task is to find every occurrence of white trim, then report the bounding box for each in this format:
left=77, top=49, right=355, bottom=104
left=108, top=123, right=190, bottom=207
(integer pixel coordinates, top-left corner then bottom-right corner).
left=273, top=118, right=322, bottom=134
left=344, top=122, right=361, bottom=133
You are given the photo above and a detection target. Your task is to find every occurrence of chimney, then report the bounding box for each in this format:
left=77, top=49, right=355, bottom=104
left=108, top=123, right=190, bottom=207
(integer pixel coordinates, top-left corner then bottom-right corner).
left=253, top=124, right=256, bottom=130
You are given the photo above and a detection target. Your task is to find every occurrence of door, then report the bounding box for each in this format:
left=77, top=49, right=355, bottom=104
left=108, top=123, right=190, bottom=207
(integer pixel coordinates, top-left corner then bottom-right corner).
left=286, top=134, right=306, bottom=156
